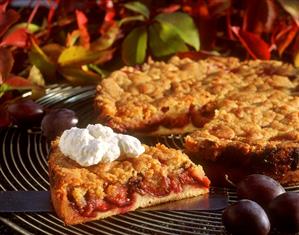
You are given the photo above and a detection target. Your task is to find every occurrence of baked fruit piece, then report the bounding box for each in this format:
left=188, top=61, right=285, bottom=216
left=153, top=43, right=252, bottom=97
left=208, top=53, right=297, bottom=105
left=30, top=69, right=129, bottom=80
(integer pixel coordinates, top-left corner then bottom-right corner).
left=49, top=140, right=210, bottom=225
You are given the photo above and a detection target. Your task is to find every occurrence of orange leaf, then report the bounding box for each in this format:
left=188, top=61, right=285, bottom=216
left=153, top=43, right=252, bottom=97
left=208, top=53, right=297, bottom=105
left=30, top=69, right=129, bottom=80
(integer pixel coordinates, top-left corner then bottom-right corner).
left=231, top=26, right=270, bottom=60
left=75, top=10, right=90, bottom=48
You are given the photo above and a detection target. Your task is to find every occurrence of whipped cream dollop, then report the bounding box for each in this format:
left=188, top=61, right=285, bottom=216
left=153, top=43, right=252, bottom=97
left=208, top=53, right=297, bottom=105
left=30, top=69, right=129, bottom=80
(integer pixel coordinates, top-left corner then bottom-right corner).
left=59, top=124, right=145, bottom=166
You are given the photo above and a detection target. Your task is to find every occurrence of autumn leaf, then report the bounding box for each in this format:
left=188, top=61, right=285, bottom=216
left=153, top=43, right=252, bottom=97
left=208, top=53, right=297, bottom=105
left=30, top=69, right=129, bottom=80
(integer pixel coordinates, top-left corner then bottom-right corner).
left=28, top=65, right=46, bottom=99
left=149, top=22, right=188, bottom=57
left=118, top=15, right=146, bottom=26
left=66, top=30, right=80, bottom=47
left=42, top=43, right=64, bottom=63
left=58, top=46, right=107, bottom=66
left=4, top=75, right=33, bottom=88
left=157, top=4, right=180, bottom=13
left=0, top=28, right=30, bottom=48
left=0, top=0, right=9, bottom=13
left=276, top=24, right=298, bottom=56
left=231, top=26, right=270, bottom=60
left=75, top=10, right=90, bottom=48
left=155, top=12, right=200, bottom=50
left=124, top=1, right=150, bottom=19
left=59, top=67, right=101, bottom=85
left=243, top=0, right=276, bottom=34
left=0, top=83, right=11, bottom=98
left=92, top=48, right=116, bottom=65
left=7, top=22, right=40, bottom=34
left=122, top=26, right=147, bottom=65
left=91, top=23, right=120, bottom=51
left=277, top=0, right=299, bottom=25
left=28, top=39, right=56, bottom=80
left=0, top=9, right=19, bottom=37
left=0, top=47, right=13, bottom=83
left=28, top=65, right=45, bottom=87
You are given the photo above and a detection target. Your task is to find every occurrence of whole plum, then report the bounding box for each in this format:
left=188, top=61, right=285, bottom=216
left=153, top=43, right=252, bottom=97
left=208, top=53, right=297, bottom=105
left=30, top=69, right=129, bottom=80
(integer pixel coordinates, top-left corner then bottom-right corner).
left=237, top=174, right=285, bottom=207
left=268, top=192, right=299, bottom=233
left=41, top=108, right=78, bottom=140
left=222, top=199, right=270, bottom=235
left=7, top=99, right=44, bottom=128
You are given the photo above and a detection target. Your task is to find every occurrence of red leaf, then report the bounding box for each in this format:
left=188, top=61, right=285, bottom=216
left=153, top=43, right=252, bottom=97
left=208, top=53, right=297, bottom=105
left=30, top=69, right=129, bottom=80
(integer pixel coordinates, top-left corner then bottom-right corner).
left=231, top=26, right=271, bottom=60
left=5, top=76, right=33, bottom=88
left=243, top=0, right=277, bottom=34
left=157, top=4, right=180, bottom=13
left=277, top=24, right=298, bottom=55
left=0, top=47, right=13, bottom=83
left=0, top=0, right=9, bottom=13
left=0, top=9, right=20, bottom=37
left=75, top=10, right=90, bottom=48
left=98, top=0, right=115, bottom=23
left=47, top=0, right=60, bottom=26
left=0, top=28, right=30, bottom=48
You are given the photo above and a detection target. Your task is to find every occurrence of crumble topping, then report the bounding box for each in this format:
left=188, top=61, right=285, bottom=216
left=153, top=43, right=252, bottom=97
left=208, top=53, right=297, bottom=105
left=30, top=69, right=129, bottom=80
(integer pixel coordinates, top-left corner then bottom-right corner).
left=96, top=56, right=299, bottom=136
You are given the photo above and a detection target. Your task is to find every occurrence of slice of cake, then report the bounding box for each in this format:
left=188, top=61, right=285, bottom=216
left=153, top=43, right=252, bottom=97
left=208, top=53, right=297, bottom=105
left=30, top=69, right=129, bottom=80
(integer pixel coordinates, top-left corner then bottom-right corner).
left=48, top=124, right=210, bottom=225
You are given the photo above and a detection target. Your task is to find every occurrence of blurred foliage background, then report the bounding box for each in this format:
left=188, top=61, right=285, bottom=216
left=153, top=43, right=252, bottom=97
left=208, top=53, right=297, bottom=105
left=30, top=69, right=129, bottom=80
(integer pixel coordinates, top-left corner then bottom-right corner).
left=0, top=0, right=299, bottom=126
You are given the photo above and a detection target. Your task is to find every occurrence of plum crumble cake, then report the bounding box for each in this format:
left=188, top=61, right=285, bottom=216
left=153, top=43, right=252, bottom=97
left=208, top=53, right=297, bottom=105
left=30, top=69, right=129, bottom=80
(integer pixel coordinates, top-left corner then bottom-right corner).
left=95, top=56, right=299, bottom=185
left=49, top=125, right=210, bottom=225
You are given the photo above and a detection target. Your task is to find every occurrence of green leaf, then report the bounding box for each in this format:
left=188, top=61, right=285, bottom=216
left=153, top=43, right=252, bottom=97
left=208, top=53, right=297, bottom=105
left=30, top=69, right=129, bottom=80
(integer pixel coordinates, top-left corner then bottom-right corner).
left=27, top=65, right=46, bottom=99
left=6, top=22, right=40, bottom=35
left=58, top=46, right=105, bottom=66
left=59, top=67, right=101, bottom=85
left=28, top=40, right=56, bottom=80
left=119, top=15, right=146, bottom=26
left=124, top=1, right=150, bottom=19
left=0, top=83, right=11, bottom=98
left=277, top=0, right=299, bottom=24
left=122, top=26, right=148, bottom=65
left=149, top=22, right=188, bottom=57
left=87, top=64, right=109, bottom=77
left=155, top=12, right=200, bottom=50
left=91, top=24, right=120, bottom=51
left=28, top=65, right=45, bottom=86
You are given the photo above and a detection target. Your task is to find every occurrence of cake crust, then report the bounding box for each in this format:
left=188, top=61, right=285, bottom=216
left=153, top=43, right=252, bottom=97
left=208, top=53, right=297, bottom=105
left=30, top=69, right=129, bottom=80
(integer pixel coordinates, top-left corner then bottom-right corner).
left=95, top=56, right=299, bottom=186
left=49, top=139, right=210, bottom=225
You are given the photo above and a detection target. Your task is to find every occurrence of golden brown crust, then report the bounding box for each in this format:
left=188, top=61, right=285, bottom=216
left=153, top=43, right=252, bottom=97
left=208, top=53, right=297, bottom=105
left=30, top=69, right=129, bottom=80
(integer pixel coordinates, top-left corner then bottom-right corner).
left=95, top=56, right=299, bottom=135
left=49, top=139, right=210, bottom=225
left=95, top=56, right=299, bottom=185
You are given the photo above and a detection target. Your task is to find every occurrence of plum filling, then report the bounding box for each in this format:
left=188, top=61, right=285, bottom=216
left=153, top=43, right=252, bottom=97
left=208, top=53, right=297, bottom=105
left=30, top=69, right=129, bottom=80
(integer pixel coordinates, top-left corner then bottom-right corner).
left=69, top=167, right=209, bottom=217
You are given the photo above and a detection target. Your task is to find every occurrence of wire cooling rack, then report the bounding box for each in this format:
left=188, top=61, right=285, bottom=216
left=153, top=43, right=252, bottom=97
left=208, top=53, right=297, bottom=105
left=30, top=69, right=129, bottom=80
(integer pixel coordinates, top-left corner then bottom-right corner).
left=0, top=84, right=298, bottom=235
